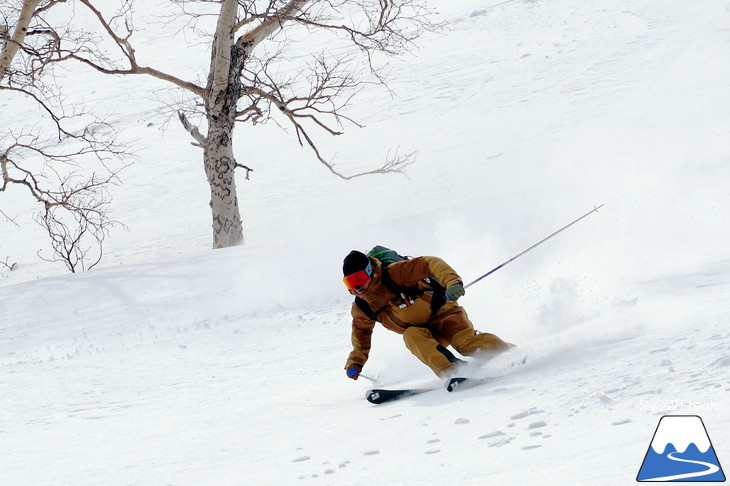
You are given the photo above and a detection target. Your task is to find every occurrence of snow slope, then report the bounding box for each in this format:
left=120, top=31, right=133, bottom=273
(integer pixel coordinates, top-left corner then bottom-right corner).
left=1, top=0, right=729, bottom=484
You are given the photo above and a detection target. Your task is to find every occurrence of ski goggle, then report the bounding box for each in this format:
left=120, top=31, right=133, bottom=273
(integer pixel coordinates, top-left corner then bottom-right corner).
left=342, top=261, right=373, bottom=292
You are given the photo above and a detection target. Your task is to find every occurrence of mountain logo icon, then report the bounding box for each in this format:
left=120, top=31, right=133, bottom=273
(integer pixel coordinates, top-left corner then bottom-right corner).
left=637, top=415, right=726, bottom=482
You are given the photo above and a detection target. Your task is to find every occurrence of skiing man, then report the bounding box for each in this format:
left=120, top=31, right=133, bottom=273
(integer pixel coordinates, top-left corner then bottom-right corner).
left=342, top=249, right=513, bottom=381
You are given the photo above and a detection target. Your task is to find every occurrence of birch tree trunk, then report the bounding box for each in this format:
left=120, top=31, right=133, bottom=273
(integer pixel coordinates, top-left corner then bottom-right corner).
left=0, top=0, right=42, bottom=83
left=204, top=0, right=244, bottom=248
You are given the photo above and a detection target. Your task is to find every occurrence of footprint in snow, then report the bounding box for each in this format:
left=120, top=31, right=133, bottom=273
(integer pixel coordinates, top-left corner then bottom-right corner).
left=599, top=394, right=613, bottom=404
left=612, top=418, right=632, bottom=426
left=510, top=408, right=544, bottom=420
left=522, top=445, right=542, bottom=450
left=478, top=431, right=505, bottom=440
left=488, top=437, right=514, bottom=448
left=649, top=347, right=670, bottom=354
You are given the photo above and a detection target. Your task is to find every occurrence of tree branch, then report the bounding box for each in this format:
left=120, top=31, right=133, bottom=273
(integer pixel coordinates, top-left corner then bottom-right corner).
left=235, top=0, right=311, bottom=53
left=1, top=85, right=77, bottom=141
left=0, top=256, right=17, bottom=271
left=74, top=0, right=207, bottom=98
left=178, top=111, right=207, bottom=147
left=1, top=126, right=131, bottom=273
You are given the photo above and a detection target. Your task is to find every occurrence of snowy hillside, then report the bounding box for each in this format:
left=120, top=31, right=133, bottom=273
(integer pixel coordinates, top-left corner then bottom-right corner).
left=2, top=0, right=729, bottom=485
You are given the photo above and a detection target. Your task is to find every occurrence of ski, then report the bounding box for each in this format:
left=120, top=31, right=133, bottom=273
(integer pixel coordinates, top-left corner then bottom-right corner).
left=366, top=376, right=498, bottom=404
left=366, top=387, right=433, bottom=404
left=446, top=376, right=497, bottom=392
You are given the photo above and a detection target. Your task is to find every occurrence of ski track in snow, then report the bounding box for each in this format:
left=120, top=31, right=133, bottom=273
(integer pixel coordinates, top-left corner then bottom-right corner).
left=283, top=319, right=729, bottom=483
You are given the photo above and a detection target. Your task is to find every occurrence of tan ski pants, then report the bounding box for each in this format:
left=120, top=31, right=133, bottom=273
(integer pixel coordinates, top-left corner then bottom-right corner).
left=402, top=307, right=511, bottom=377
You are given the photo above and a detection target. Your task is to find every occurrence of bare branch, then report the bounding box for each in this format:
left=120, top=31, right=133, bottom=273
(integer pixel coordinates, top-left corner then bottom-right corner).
left=1, top=85, right=80, bottom=141
left=34, top=0, right=70, bottom=16
left=34, top=173, right=123, bottom=273
left=224, top=1, right=437, bottom=182
left=0, top=208, right=19, bottom=226
left=284, top=111, right=414, bottom=179
left=293, top=0, right=438, bottom=57
left=237, top=48, right=415, bottom=179
left=235, top=0, right=311, bottom=52
left=232, top=1, right=278, bottom=33
left=0, top=256, right=17, bottom=271
left=235, top=162, right=253, bottom=180
left=178, top=111, right=207, bottom=147
left=240, top=80, right=413, bottom=179
left=1, top=121, right=132, bottom=272
left=70, top=0, right=207, bottom=98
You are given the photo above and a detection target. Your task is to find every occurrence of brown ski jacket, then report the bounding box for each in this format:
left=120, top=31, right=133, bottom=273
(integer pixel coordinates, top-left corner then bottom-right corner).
left=345, top=256, right=463, bottom=369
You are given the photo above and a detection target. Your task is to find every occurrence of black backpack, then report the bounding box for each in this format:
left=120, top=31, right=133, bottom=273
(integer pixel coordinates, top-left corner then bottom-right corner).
left=354, top=246, right=447, bottom=322
left=367, top=245, right=407, bottom=266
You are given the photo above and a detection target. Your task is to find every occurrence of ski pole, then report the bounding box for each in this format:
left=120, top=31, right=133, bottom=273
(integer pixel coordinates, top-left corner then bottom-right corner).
left=464, top=204, right=605, bottom=289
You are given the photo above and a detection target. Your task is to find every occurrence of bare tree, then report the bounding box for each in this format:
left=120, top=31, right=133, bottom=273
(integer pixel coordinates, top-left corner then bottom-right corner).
left=66, top=0, right=436, bottom=248
left=1, top=137, right=126, bottom=272
left=1, top=0, right=131, bottom=272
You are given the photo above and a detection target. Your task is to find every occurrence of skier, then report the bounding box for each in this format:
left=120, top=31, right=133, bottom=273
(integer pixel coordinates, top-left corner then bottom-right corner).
left=342, top=250, right=513, bottom=381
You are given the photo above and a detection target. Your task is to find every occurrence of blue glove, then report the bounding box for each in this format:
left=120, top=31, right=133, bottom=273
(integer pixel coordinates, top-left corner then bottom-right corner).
left=346, top=364, right=362, bottom=380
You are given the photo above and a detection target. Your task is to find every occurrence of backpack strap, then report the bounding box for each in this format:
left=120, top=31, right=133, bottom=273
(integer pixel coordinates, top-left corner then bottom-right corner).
left=354, top=266, right=449, bottom=322
left=354, top=296, right=380, bottom=321
left=384, top=267, right=448, bottom=315
left=423, top=276, right=447, bottom=315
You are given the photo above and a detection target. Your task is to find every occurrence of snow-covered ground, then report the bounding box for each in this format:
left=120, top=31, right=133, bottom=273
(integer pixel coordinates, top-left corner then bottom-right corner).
left=1, top=0, right=729, bottom=484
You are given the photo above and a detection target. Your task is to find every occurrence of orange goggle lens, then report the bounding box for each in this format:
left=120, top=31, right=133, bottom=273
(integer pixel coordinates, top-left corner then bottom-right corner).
left=342, top=262, right=373, bottom=291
